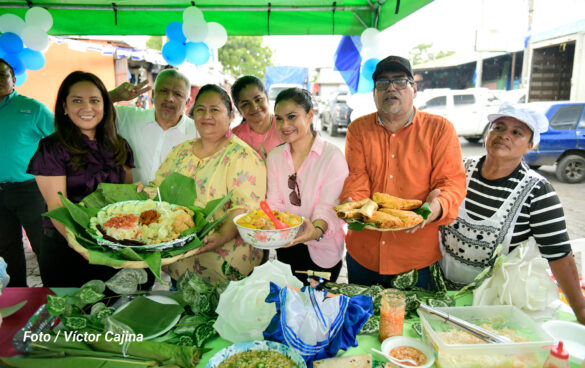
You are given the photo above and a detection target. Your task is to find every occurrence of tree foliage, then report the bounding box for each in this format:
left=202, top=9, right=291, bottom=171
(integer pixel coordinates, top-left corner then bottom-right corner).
left=409, top=43, right=455, bottom=65
left=146, top=36, right=162, bottom=51
left=218, top=36, right=273, bottom=79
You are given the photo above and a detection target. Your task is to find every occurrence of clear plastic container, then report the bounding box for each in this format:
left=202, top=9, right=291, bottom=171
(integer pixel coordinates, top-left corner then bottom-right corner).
left=417, top=305, right=554, bottom=368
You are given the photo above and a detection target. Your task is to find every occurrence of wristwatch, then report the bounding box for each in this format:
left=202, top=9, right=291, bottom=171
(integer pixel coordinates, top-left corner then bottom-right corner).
left=314, top=225, right=325, bottom=242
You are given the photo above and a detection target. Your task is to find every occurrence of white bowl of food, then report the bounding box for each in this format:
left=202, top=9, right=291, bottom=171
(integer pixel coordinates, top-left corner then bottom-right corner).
left=380, top=336, right=435, bottom=368
left=234, top=210, right=303, bottom=249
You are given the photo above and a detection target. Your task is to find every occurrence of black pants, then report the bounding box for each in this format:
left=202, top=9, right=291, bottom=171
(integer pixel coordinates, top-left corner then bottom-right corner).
left=39, top=229, right=119, bottom=287
left=0, top=180, right=45, bottom=286
left=276, top=243, right=342, bottom=286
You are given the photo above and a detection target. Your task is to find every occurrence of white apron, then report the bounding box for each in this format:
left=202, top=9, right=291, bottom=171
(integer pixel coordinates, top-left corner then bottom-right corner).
left=439, top=157, right=541, bottom=285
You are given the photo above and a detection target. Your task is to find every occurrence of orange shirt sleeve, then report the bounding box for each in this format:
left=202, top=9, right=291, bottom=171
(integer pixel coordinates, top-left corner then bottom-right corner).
left=340, top=115, right=374, bottom=202
left=428, top=115, right=467, bottom=225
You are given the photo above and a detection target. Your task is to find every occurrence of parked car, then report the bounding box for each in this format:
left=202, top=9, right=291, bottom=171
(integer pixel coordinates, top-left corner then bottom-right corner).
left=418, top=88, right=501, bottom=142
left=523, top=101, right=585, bottom=183
left=320, top=91, right=352, bottom=136
left=268, top=83, right=303, bottom=112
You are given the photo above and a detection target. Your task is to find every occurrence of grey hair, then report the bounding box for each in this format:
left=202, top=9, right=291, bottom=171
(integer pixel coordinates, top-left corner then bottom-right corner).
left=154, top=69, right=191, bottom=91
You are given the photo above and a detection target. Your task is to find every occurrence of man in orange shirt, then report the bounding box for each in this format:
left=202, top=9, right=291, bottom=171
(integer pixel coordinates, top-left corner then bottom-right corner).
left=340, top=55, right=466, bottom=289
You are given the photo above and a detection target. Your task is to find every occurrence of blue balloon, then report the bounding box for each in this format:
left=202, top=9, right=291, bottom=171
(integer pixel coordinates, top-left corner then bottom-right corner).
left=165, top=21, right=187, bottom=43
left=0, top=32, right=24, bottom=54
left=185, top=42, right=210, bottom=66
left=3, top=53, right=26, bottom=76
left=361, top=58, right=380, bottom=81
left=162, top=40, right=186, bottom=66
left=15, top=71, right=27, bottom=86
left=357, top=72, right=374, bottom=93
left=20, top=48, right=45, bottom=70
left=0, top=48, right=5, bottom=59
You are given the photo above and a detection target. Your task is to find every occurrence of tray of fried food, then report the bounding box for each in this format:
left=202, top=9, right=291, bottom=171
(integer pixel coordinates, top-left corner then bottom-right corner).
left=334, top=193, right=424, bottom=231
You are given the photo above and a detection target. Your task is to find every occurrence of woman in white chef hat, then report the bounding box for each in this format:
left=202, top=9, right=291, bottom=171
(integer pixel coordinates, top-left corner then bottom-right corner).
left=439, top=103, right=585, bottom=324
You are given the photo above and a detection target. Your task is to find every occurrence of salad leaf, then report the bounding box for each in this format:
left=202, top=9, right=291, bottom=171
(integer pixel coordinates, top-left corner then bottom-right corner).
left=413, top=202, right=431, bottom=219
left=203, top=191, right=233, bottom=223
left=159, top=172, right=197, bottom=207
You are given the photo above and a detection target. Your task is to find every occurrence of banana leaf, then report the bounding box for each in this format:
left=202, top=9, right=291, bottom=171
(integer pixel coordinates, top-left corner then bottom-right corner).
left=41, top=173, right=230, bottom=280
left=111, top=296, right=184, bottom=338
left=346, top=202, right=431, bottom=231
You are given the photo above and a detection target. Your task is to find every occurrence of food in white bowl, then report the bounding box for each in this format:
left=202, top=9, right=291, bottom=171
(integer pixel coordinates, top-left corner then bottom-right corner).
left=206, top=340, right=306, bottom=368
left=234, top=210, right=303, bottom=249
left=380, top=336, right=435, bottom=368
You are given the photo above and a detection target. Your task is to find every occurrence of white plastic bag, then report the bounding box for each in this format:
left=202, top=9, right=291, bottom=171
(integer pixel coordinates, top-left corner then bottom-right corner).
left=473, top=238, right=560, bottom=319
left=213, top=260, right=303, bottom=342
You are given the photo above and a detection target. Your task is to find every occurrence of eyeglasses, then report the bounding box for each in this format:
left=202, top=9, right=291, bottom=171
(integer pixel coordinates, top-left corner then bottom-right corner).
left=288, top=173, right=301, bottom=206
left=374, top=78, right=413, bottom=91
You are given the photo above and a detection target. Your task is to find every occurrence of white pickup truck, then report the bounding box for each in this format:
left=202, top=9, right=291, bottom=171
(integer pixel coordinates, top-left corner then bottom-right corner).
left=418, top=88, right=501, bottom=143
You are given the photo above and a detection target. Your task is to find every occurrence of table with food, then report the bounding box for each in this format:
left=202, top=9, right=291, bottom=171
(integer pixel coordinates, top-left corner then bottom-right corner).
left=0, top=187, right=584, bottom=368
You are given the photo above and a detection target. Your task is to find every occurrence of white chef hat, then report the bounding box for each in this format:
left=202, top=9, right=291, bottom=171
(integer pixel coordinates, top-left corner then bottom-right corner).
left=487, top=102, right=549, bottom=146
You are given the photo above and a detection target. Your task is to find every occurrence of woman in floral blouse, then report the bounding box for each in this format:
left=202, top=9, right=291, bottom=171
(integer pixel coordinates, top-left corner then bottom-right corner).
left=152, top=84, right=266, bottom=283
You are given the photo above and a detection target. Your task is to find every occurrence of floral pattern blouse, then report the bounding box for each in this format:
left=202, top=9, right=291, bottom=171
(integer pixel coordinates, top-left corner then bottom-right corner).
left=153, top=135, right=266, bottom=283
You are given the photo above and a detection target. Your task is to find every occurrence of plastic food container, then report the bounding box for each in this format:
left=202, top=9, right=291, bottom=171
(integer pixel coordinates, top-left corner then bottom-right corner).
left=417, top=305, right=554, bottom=368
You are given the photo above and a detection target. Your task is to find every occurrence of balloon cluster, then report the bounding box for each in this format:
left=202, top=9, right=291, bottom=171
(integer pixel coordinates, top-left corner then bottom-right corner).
left=162, top=7, right=227, bottom=67
left=0, top=7, right=52, bottom=86
left=346, top=27, right=384, bottom=121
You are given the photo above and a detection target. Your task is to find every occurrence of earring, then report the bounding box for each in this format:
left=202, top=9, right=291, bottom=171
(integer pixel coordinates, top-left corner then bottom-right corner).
left=225, top=127, right=232, bottom=138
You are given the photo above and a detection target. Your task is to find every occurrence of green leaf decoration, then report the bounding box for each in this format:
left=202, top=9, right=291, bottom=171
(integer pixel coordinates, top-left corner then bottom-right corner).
left=203, top=191, right=233, bottom=223
left=221, top=261, right=245, bottom=281
left=194, top=323, right=216, bottom=347
left=346, top=218, right=376, bottom=231
left=47, top=295, right=69, bottom=316
left=159, top=172, right=197, bottom=207
left=391, top=269, right=418, bottom=290
left=80, top=280, right=106, bottom=294
left=178, top=335, right=194, bottom=346
left=454, top=244, right=505, bottom=297
left=63, top=316, right=88, bottom=330
left=105, top=269, right=148, bottom=295
left=100, top=183, right=148, bottom=204
left=59, top=193, right=93, bottom=228
left=428, top=298, right=450, bottom=308
left=43, top=206, right=84, bottom=236
left=430, top=263, right=447, bottom=294
left=413, top=202, right=432, bottom=220
left=405, top=293, right=422, bottom=313
left=198, top=212, right=229, bottom=239
left=111, top=296, right=184, bottom=338
left=173, top=315, right=209, bottom=336
left=77, top=287, right=105, bottom=305
left=360, top=315, right=379, bottom=335
left=104, top=315, right=134, bottom=335
left=412, top=322, right=423, bottom=338
left=0, top=300, right=27, bottom=318
left=81, top=190, right=109, bottom=209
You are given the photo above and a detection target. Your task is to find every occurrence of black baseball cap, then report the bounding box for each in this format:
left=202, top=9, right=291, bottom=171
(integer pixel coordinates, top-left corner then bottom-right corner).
left=372, top=55, right=414, bottom=81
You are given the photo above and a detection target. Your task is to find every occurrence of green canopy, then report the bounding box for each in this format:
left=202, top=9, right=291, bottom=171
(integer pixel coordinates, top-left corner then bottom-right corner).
left=0, top=0, right=432, bottom=36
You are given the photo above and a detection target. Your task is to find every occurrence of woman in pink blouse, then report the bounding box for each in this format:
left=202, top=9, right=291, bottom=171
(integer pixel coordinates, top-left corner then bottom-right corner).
left=231, top=76, right=284, bottom=160
left=266, top=88, right=348, bottom=284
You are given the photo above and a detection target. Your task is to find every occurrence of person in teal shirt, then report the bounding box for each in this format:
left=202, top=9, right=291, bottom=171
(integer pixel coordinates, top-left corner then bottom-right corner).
left=0, top=58, right=54, bottom=286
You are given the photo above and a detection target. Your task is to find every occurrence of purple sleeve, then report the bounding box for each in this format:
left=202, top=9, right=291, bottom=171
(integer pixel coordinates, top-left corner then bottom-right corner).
left=27, top=136, right=68, bottom=176
left=122, top=138, right=135, bottom=169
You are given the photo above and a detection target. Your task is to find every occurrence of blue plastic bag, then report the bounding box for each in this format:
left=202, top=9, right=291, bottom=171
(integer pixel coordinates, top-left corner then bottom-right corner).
left=263, top=282, right=373, bottom=367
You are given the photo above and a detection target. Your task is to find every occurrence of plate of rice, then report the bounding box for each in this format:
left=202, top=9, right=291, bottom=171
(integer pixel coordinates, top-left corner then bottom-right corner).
left=88, top=200, right=196, bottom=251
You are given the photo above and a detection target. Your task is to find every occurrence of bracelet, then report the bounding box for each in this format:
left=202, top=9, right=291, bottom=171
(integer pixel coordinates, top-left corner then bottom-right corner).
left=313, top=225, right=325, bottom=242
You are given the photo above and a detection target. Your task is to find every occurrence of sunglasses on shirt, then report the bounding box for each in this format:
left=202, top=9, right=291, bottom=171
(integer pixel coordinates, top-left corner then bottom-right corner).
left=288, top=173, right=301, bottom=206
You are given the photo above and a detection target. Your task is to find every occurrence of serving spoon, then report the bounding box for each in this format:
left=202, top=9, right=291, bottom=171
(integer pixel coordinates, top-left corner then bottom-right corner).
left=260, top=201, right=289, bottom=229
left=371, top=348, right=418, bottom=366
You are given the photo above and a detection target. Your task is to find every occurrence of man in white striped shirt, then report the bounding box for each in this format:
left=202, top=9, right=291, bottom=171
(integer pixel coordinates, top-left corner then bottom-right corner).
left=439, top=103, right=585, bottom=324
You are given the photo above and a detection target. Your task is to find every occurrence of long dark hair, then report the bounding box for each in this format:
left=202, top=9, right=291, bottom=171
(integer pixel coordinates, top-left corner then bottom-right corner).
left=231, top=75, right=267, bottom=108
left=190, top=84, right=234, bottom=118
left=54, top=71, right=128, bottom=170
left=275, top=87, right=316, bottom=136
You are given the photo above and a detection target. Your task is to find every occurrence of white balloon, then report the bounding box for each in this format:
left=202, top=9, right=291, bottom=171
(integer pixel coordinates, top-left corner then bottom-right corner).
left=361, top=46, right=383, bottom=61
left=183, top=18, right=208, bottom=43
left=25, top=7, right=53, bottom=31
left=21, top=26, right=49, bottom=51
left=203, top=22, right=227, bottom=49
left=360, top=27, right=380, bottom=49
left=183, top=6, right=204, bottom=23
left=0, top=14, right=26, bottom=35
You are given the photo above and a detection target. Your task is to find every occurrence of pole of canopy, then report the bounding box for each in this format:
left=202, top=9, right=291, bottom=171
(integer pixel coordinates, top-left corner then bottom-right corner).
left=267, top=2, right=271, bottom=35
left=332, top=2, right=336, bottom=35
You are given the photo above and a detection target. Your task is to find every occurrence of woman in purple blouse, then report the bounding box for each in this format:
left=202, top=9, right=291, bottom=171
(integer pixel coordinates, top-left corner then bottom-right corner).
left=28, top=71, right=134, bottom=287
